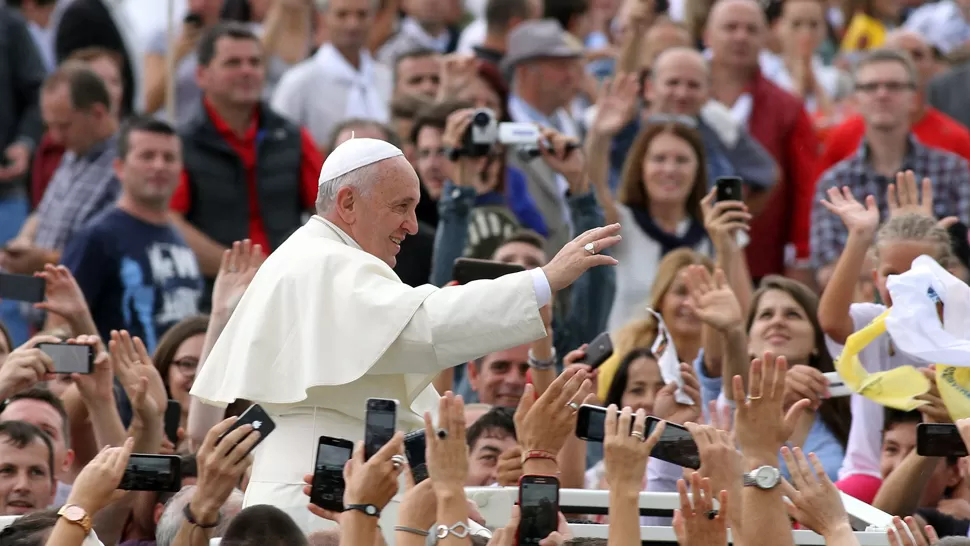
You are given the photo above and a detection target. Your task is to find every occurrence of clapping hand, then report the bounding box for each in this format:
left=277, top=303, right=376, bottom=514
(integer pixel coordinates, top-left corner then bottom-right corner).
left=820, top=186, right=880, bottom=238
left=541, top=225, right=621, bottom=292
left=33, top=264, right=90, bottom=324
left=887, top=516, right=939, bottom=546
left=683, top=266, right=743, bottom=333
left=65, top=437, right=134, bottom=515
left=603, top=406, right=665, bottom=491
left=779, top=447, right=849, bottom=538
left=0, top=335, right=57, bottom=399
left=653, top=363, right=702, bottom=425
left=211, top=239, right=264, bottom=318
left=731, top=353, right=811, bottom=465
left=673, top=472, right=729, bottom=546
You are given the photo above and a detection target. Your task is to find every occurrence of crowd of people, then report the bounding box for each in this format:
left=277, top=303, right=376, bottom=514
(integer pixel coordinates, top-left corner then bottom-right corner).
left=2, top=0, right=970, bottom=544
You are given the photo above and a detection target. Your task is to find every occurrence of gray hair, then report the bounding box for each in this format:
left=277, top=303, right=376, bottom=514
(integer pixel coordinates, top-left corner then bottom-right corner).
left=852, top=48, right=918, bottom=88
left=315, top=0, right=381, bottom=11
left=156, top=485, right=245, bottom=546
left=315, top=164, right=377, bottom=215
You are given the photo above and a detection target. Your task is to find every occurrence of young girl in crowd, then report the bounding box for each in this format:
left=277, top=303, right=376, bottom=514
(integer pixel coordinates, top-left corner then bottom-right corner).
left=818, top=184, right=955, bottom=493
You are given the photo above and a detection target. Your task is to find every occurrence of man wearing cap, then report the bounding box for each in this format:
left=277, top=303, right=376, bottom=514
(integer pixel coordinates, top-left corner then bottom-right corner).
left=502, top=19, right=584, bottom=255
left=188, top=137, right=621, bottom=537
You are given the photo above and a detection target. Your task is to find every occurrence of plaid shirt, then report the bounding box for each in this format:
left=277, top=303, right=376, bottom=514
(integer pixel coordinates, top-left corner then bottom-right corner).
left=810, top=135, right=970, bottom=268
left=33, top=133, right=121, bottom=250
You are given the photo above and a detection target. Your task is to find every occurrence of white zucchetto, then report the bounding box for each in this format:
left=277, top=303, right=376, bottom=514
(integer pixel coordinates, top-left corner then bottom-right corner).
left=318, top=138, right=404, bottom=186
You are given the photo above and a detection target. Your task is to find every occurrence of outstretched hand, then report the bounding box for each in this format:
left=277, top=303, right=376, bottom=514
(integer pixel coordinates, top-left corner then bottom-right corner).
left=541, top=224, right=621, bottom=292
left=211, top=239, right=264, bottom=317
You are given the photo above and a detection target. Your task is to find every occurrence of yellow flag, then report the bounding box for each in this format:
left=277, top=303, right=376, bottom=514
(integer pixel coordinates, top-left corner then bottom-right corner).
left=937, top=366, right=970, bottom=420
left=834, top=310, right=930, bottom=411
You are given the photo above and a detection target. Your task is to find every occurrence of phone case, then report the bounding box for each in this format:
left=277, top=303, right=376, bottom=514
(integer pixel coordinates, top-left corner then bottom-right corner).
left=517, top=476, right=560, bottom=545
left=217, top=404, right=275, bottom=455
left=364, top=399, right=398, bottom=460
left=451, top=258, right=525, bottom=285
left=583, top=333, right=613, bottom=370
left=311, top=437, right=354, bottom=511
left=119, top=454, right=181, bottom=492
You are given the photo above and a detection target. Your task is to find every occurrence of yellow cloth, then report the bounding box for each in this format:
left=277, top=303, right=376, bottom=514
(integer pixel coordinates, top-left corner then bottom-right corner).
left=834, top=310, right=930, bottom=410
left=840, top=13, right=887, bottom=52
left=597, top=352, right=622, bottom=401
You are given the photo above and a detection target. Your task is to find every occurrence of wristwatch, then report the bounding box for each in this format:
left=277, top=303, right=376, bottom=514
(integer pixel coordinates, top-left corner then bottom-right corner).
left=743, top=465, right=781, bottom=490
left=345, top=503, right=381, bottom=517
left=57, top=504, right=92, bottom=534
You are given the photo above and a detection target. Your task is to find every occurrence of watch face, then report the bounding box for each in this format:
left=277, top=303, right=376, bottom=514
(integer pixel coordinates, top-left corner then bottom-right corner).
left=63, top=505, right=86, bottom=521
left=365, top=505, right=377, bottom=516
left=755, top=466, right=779, bottom=488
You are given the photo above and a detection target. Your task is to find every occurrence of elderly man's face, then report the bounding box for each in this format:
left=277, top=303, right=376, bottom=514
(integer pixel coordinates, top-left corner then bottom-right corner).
left=467, top=344, right=530, bottom=408
left=342, top=157, right=421, bottom=267
left=706, top=0, right=764, bottom=68
left=649, top=52, right=709, bottom=116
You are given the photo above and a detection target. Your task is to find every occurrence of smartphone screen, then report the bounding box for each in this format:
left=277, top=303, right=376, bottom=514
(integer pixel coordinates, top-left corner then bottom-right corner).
left=646, top=416, right=701, bottom=469
left=518, top=476, right=559, bottom=545
left=164, top=400, right=181, bottom=445
left=452, top=258, right=525, bottom=285
left=311, top=436, right=354, bottom=512
left=0, top=273, right=45, bottom=303
left=917, top=423, right=969, bottom=457
left=715, top=176, right=743, bottom=203
left=575, top=404, right=631, bottom=442
left=216, top=404, right=275, bottom=456
left=364, top=398, right=398, bottom=460
left=404, top=430, right=428, bottom=483
left=37, top=343, right=92, bottom=374
left=119, top=454, right=181, bottom=492
left=581, top=332, right=613, bottom=370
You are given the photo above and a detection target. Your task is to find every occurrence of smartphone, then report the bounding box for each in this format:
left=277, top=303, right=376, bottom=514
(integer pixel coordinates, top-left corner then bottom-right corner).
left=452, top=258, right=525, bottom=285
left=216, top=403, right=275, bottom=456
left=310, top=436, right=354, bottom=512
left=655, top=0, right=669, bottom=13
left=575, top=404, right=631, bottom=442
left=716, top=176, right=743, bottom=202
left=581, top=332, right=613, bottom=370
left=183, top=12, right=204, bottom=26
left=364, top=398, right=398, bottom=461
left=518, top=475, right=560, bottom=545
left=645, top=416, right=701, bottom=469
left=36, top=343, right=92, bottom=374
left=0, top=273, right=45, bottom=303
left=917, top=423, right=969, bottom=457
left=119, top=454, right=181, bottom=492
left=404, top=430, right=428, bottom=483
left=164, top=400, right=181, bottom=445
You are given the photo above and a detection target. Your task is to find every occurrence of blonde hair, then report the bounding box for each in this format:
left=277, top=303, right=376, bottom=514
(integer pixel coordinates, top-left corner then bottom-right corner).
left=613, top=248, right=714, bottom=358
left=873, top=213, right=954, bottom=267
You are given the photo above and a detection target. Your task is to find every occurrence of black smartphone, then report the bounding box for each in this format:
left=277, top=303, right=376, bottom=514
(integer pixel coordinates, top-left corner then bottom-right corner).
left=183, top=12, right=204, bottom=26
left=310, top=436, right=354, bottom=512
left=37, top=343, right=92, bottom=374
left=575, top=404, right=631, bottom=442
left=581, top=332, right=613, bottom=370
left=216, top=403, right=275, bottom=456
left=0, top=273, right=45, bottom=303
left=164, top=400, right=181, bottom=445
left=119, top=454, right=181, bottom=492
left=452, top=258, right=525, bottom=285
left=715, top=176, right=744, bottom=203
left=518, top=475, right=560, bottom=545
left=917, top=423, right=969, bottom=457
left=645, top=416, right=701, bottom=469
left=404, top=430, right=428, bottom=483
left=364, top=398, right=398, bottom=460
left=655, top=0, right=669, bottom=13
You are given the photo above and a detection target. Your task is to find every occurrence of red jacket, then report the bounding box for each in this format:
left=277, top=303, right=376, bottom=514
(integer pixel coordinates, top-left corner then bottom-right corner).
left=30, top=131, right=65, bottom=209
left=744, top=74, right=819, bottom=276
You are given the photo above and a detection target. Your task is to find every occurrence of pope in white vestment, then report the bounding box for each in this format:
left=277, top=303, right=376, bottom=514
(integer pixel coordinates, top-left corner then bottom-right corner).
left=189, top=138, right=620, bottom=540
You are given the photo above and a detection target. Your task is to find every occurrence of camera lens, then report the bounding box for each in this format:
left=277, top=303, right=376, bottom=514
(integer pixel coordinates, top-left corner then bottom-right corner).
left=473, top=112, right=491, bottom=126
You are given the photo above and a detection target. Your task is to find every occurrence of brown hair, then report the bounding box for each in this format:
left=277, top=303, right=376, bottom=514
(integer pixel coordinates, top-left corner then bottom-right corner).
left=746, top=276, right=851, bottom=446
left=617, top=123, right=708, bottom=222
left=613, top=248, right=715, bottom=358
left=153, top=316, right=209, bottom=397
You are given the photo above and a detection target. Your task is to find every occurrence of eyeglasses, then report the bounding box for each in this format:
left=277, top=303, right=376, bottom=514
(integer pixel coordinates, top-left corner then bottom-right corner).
left=854, top=81, right=916, bottom=93
left=645, top=113, right=698, bottom=128
left=172, top=358, right=198, bottom=374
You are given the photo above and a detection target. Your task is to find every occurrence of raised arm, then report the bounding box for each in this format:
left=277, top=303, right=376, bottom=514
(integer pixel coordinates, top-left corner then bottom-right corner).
left=586, top=74, right=641, bottom=227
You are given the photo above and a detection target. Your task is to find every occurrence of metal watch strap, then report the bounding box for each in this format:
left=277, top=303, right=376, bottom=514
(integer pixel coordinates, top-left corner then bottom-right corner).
left=528, top=347, right=557, bottom=370
left=346, top=503, right=381, bottom=517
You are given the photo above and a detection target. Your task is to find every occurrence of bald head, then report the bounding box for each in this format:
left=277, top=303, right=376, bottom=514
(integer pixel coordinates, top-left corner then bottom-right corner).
left=705, top=0, right=765, bottom=68
left=883, top=29, right=936, bottom=87
left=648, top=47, right=710, bottom=116
left=642, top=21, right=693, bottom=67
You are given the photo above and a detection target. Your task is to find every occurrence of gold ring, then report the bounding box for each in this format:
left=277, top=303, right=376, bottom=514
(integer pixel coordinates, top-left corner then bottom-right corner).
left=747, top=395, right=763, bottom=401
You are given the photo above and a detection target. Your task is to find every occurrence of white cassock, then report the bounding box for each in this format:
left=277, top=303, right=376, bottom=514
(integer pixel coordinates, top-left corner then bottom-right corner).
left=190, top=139, right=550, bottom=542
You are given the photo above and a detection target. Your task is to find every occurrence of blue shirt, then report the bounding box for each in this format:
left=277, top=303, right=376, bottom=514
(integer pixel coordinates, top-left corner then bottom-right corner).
left=62, top=207, right=204, bottom=351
